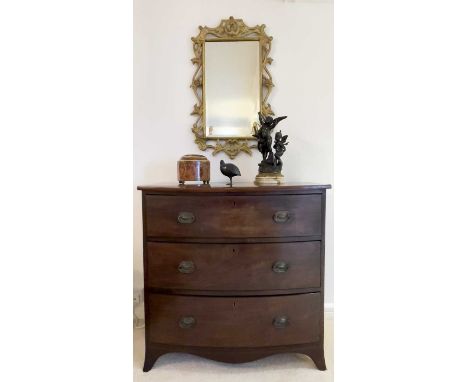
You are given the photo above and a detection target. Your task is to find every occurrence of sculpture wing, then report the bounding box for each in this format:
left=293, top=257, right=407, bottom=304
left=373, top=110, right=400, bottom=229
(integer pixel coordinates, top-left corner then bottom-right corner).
left=271, top=115, right=288, bottom=129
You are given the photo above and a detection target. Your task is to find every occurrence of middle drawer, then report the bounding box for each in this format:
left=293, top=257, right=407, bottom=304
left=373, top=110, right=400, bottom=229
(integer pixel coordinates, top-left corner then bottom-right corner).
left=146, top=241, right=321, bottom=291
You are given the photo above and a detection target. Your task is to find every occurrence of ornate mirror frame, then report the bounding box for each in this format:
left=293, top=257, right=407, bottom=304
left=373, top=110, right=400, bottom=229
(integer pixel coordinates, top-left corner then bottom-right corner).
left=191, top=17, right=274, bottom=159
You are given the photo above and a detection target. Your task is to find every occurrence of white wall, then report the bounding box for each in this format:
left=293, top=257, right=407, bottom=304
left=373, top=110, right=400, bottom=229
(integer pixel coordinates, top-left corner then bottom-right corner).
left=134, top=0, right=333, bottom=305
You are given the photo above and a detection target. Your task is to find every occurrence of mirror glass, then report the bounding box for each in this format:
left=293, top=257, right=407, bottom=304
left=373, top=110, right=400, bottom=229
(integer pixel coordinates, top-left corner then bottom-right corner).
left=204, top=41, right=260, bottom=138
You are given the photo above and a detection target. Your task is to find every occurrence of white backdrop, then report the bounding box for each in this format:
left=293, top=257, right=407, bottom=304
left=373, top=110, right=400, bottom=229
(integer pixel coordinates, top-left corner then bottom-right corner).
left=134, top=0, right=333, bottom=306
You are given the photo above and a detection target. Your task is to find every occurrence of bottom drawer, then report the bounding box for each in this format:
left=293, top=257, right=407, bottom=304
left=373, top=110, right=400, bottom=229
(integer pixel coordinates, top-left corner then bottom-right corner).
left=147, top=293, right=322, bottom=347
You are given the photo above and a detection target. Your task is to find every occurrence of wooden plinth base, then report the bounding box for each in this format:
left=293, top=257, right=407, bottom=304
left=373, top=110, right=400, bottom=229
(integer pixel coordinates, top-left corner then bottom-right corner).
left=143, top=343, right=326, bottom=372
left=254, top=173, right=284, bottom=185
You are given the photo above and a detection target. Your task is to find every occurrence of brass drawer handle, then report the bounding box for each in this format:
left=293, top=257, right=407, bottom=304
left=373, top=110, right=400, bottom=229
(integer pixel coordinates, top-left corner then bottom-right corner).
left=273, top=210, right=290, bottom=223
left=178, top=260, right=195, bottom=274
left=177, top=211, right=195, bottom=224
left=272, top=261, right=289, bottom=273
left=273, top=315, right=289, bottom=328
left=179, top=316, right=196, bottom=329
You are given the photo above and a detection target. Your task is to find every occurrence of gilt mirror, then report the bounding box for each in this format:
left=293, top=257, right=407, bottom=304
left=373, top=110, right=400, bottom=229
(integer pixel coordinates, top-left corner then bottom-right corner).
left=191, top=17, right=275, bottom=159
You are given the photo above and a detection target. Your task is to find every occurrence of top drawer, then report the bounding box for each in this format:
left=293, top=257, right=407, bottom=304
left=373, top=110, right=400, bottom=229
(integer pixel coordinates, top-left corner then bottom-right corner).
left=144, top=194, right=322, bottom=238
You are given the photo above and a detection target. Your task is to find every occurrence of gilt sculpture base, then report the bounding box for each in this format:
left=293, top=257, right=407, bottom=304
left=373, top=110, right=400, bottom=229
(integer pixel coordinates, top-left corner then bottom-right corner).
left=254, top=172, right=284, bottom=185
left=143, top=343, right=326, bottom=372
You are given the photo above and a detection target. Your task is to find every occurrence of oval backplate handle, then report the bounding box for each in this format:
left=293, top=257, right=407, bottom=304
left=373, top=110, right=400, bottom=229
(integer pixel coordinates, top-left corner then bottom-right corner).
left=273, top=210, right=290, bottom=223
left=272, top=261, right=289, bottom=273
left=179, top=316, right=196, bottom=329
left=178, top=211, right=195, bottom=224
left=273, top=315, right=289, bottom=328
left=178, top=260, right=195, bottom=274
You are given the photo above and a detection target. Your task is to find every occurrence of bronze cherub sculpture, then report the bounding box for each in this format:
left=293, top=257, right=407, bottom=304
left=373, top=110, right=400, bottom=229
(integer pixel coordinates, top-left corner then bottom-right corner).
left=252, top=112, right=288, bottom=178
left=273, top=130, right=289, bottom=168
left=252, top=112, right=289, bottom=185
left=253, top=112, right=288, bottom=163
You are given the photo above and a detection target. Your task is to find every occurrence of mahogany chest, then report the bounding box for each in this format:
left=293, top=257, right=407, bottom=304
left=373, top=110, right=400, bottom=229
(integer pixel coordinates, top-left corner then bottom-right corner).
left=137, top=182, right=331, bottom=371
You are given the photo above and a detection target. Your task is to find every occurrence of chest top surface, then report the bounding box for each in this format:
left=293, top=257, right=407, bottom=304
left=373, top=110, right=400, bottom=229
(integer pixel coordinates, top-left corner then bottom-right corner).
left=137, top=182, right=331, bottom=195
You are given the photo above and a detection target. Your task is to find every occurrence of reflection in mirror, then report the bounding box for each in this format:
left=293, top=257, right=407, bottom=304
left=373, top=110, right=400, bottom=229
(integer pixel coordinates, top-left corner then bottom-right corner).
left=204, top=41, right=260, bottom=138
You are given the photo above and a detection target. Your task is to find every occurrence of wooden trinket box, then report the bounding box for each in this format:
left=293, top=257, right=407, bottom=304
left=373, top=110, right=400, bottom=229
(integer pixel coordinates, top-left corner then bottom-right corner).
left=177, top=154, right=210, bottom=184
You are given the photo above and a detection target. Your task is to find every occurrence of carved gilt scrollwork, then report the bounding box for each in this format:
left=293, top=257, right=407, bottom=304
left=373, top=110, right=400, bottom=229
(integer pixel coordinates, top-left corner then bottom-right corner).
left=190, top=17, right=275, bottom=159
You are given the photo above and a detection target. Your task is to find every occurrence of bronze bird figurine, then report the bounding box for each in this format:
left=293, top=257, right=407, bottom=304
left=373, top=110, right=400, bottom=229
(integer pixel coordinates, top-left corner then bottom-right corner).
left=220, top=160, right=241, bottom=186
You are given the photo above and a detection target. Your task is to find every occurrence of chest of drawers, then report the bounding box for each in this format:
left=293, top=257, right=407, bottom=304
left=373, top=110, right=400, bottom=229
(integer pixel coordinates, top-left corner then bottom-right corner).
left=137, top=182, right=331, bottom=371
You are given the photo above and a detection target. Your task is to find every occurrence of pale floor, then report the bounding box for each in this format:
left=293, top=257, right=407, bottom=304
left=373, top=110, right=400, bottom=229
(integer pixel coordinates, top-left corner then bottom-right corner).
left=133, top=314, right=334, bottom=382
